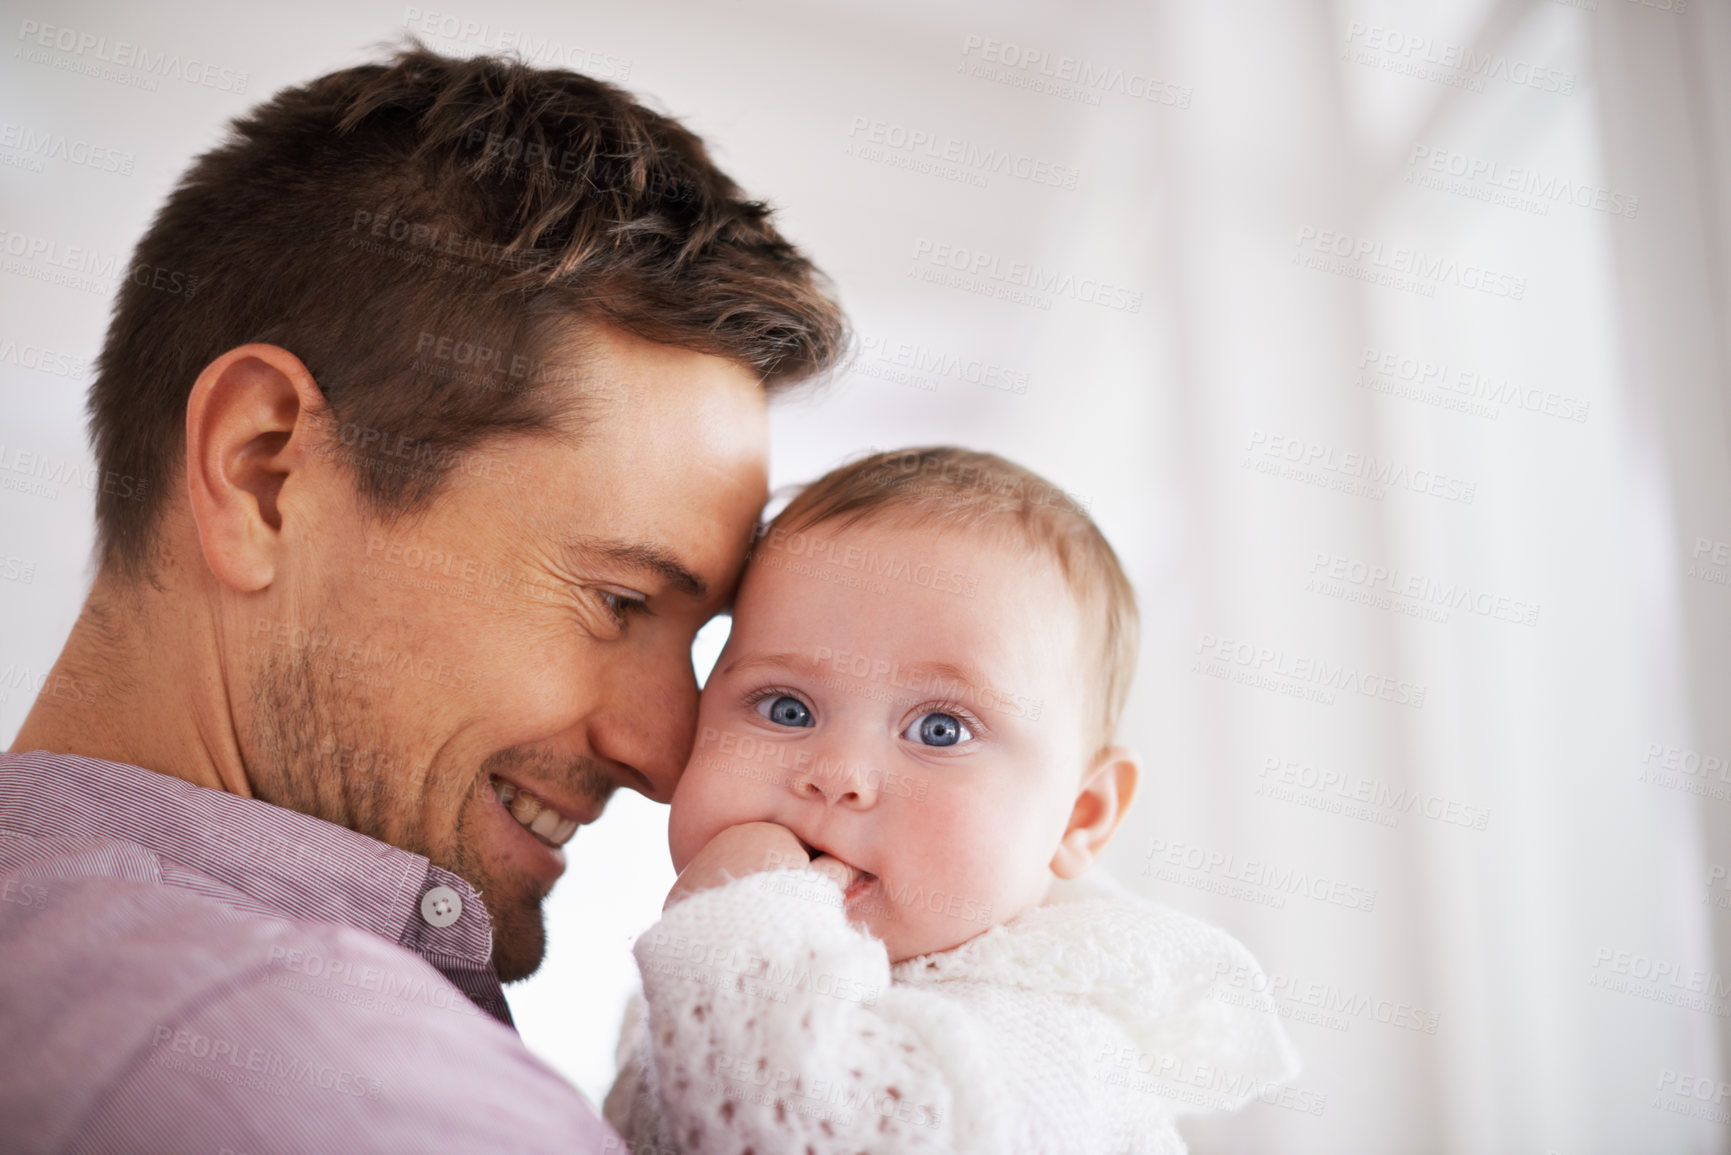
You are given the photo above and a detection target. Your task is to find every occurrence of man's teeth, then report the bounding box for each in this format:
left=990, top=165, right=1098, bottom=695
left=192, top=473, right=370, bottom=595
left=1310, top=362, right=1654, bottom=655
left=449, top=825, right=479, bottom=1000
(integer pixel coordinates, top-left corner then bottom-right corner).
left=492, top=779, right=579, bottom=847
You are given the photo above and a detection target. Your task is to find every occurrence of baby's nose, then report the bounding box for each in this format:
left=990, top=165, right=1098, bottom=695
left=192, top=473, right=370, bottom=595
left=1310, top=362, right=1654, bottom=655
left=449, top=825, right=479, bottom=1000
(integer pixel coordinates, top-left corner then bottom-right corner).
left=791, top=752, right=880, bottom=809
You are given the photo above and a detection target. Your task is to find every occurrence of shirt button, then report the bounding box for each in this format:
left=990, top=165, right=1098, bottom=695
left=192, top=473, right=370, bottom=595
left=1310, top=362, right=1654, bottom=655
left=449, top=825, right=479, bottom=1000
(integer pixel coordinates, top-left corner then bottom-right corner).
left=420, top=885, right=463, bottom=928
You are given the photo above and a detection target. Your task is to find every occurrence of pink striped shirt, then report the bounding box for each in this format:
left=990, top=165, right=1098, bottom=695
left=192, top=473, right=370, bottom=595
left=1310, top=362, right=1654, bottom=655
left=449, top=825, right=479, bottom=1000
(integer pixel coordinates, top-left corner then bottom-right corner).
left=0, top=749, right=620, bottom=1153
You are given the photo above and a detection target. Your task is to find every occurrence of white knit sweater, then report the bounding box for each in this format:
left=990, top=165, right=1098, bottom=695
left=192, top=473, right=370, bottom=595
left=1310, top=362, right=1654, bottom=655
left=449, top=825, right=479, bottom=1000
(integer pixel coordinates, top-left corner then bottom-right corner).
left=604, top=868, right=1299, bottom=1155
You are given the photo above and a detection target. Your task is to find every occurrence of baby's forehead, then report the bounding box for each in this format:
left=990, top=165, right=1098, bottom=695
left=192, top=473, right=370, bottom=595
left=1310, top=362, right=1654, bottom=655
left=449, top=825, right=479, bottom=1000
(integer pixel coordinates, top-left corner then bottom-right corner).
left=738, top=519, right=1083, bottom=667
left=759, top=512, right=1081, bottom=609
left=754, top=510, right=1066, bottom=580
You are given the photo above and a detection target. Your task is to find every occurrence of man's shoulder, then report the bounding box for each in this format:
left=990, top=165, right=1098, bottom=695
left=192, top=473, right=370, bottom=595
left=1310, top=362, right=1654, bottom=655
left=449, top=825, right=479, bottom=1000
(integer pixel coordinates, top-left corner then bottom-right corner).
left=0, top=829, right=611, bottom=1153
left=0, top=835, right=484, bottom=1024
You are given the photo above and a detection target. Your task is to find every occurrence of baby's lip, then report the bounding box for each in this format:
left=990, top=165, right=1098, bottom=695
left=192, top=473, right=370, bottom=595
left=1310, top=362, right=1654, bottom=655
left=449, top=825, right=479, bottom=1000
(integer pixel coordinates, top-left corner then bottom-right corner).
left=802, top=841, right=875, bottom=893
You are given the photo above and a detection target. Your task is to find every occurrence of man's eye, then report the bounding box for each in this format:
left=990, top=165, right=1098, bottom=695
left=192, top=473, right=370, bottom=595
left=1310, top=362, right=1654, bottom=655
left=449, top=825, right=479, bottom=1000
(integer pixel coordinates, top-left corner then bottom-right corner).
left=755, top=695, right=813, bottom=727
left=904, top=712, right=970, bottom=747
left=598, top=590, right=648, bottom=625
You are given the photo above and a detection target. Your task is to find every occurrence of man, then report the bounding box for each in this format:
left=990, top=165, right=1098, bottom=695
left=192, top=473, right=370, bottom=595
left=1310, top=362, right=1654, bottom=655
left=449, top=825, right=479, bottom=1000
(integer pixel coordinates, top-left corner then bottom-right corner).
left=0, top=45, right=846, bottom=1153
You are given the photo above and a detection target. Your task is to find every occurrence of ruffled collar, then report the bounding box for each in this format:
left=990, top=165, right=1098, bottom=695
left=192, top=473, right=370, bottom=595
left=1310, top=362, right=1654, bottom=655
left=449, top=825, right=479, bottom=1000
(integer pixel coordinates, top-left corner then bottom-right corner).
left=891, top=871, right=1301, bottom=1110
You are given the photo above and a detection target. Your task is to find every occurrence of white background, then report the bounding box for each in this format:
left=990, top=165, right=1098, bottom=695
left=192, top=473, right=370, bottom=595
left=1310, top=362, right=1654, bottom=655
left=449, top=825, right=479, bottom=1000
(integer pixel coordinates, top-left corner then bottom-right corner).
left=4, top=1, right=1731, bottom=1151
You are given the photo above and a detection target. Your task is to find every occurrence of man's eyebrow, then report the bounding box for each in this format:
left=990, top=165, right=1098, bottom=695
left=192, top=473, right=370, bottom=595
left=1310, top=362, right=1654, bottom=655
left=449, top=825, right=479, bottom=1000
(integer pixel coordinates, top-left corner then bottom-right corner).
left=566, top=535, right=707, bottom=598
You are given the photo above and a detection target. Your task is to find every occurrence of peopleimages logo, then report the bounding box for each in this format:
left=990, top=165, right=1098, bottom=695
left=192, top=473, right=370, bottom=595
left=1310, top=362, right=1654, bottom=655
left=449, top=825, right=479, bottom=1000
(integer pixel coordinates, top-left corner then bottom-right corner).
left=0, top=229, right=201, bottom=298
left=1405, top=145, right=1638, bottom=219
left=15, top=19, right=251, bottom=93
left=402, top=7, right=631, bottom=79
left=1356, top=346, right=1589, bottom=424
left=0, top=663, right=100, bottom=708
left=1143, top=838, right=1378, bottom=913
left=1194, top=630, right=1428, bottom=709
left=958, top=35, right=1193, bottom=108
left=1307, top=550, right=1540, bottom=628
left=1293, top=227, right=1526, bottom=300
left=0, top=121, right=133, bottom=175
left=0, top=442, right=147, bottom=502
left=1257, top=755, right=1491, bottom=831
left=852, top=333, right=1030, bottom=396
left=1091, top=1044, right=1328, bottom=1116
left=148, top=1025, right=382, bottom=1100
left=0, top=339, right=90, bottom=379
left=1209, top=958, right=1442, bottom=1034
left=846, top=116, right=1080, bottom=190
left=755, top=524, right=980, bottom=598
left=910, top=238, right=1142, bottom=313
left=1588, top=947, right=1731, bottom=1016
left=1689, top=536, right=1731, bottom=590
left=0, top=553, right=36, bottom=584
left=1244, top=429, right=1478, bottom=505
left=1655, top=1069, right=1731, bottom=1126
left=1637, top=740, right=1731, bottom=805
left=1342, top=22, right=1575, bottom=95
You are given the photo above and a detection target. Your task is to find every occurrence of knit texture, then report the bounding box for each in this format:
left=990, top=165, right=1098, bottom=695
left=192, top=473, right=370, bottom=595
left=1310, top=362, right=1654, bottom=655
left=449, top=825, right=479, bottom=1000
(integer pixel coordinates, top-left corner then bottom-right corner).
left=605, top=869, right=1299, bottom=1154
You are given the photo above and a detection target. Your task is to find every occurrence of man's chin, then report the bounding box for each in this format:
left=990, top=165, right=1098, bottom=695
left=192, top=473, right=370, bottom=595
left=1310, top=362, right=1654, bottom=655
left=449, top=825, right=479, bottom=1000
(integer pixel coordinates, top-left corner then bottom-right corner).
left=443, top=825, right=552, bottom=982
left=492, top=901, right=549, bottom=983
left=438, top=776, right=567, bottom=981
left=441, top=860, right=549, bottom=983
left=448, top=856, right=550, bottom=982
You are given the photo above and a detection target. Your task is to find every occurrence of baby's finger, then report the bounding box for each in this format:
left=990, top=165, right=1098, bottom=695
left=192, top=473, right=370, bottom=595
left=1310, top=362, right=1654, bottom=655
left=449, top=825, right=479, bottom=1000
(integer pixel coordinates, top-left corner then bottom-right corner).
left=807, top=853, right=856, bottom=890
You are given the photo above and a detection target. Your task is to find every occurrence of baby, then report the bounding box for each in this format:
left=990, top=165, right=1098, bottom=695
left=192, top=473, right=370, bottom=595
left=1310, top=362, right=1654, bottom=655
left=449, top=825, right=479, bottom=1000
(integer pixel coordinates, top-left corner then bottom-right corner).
left=604, top=447, right=1298, bottom=1154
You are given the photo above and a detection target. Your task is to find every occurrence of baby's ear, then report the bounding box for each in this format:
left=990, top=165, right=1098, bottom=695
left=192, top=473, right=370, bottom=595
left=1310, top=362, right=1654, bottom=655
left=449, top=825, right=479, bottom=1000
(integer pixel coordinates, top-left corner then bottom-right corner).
left=1050, top=746, right=1140, bottom=879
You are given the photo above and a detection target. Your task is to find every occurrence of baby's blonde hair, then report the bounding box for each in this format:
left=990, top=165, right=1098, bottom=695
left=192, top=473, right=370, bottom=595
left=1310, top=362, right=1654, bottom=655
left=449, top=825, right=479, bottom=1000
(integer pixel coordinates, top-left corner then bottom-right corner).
left=764, top=447, right=1140, bottom=756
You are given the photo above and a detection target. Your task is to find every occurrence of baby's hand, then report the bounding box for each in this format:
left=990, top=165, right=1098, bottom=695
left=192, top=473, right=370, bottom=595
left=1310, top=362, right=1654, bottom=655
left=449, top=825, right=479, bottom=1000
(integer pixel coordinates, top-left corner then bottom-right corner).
left=664, top=822, right=810, bottom=909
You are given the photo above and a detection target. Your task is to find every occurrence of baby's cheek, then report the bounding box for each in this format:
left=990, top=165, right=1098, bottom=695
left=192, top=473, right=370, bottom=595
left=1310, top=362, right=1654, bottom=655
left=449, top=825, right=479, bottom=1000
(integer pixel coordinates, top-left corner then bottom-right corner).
left=668, top=754, right=775, bottom=869
left=667, top=770, right=728, bottom=871
left=893, top=811, right=1006, bottom=933
left=946, top=805, right=1047, bottom=913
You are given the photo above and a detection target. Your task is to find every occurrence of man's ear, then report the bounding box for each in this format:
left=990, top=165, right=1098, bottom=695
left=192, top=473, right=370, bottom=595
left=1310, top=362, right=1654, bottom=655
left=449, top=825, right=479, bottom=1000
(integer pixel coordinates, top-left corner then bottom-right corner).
left=1050, top=746, right=1141, bottom=880
left=183, top=343, right=328, bottom=592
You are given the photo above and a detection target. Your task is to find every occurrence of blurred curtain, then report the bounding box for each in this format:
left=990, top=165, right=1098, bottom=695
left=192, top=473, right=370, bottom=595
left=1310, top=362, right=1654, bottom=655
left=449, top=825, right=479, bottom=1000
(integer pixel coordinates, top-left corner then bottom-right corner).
left=1130, top=2, right=1731, bottom=1152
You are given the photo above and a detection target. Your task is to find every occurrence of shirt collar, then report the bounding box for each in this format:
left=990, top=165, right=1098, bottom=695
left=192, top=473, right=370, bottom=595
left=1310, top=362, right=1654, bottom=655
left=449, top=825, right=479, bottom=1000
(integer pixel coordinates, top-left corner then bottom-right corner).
left=0, top=749, right=511, bottom=1024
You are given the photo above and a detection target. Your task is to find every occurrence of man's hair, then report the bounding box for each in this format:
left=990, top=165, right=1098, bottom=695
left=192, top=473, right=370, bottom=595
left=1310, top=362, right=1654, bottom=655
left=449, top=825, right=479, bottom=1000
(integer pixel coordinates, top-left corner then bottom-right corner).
left=764, top=447, right=1139, bottom=755
left=89, top=44, right=848, bottom=578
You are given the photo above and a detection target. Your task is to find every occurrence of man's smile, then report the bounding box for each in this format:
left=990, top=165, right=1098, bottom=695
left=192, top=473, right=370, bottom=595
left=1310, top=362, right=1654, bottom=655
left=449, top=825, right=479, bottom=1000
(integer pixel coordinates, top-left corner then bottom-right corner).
left=490, top=776, right=585, bottom=848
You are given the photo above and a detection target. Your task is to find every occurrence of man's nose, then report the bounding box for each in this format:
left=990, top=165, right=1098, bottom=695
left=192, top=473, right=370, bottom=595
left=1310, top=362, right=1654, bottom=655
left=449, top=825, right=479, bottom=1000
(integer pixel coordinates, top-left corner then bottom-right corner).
left=789, top=747, right=880, bottom=810
left=590, top=647, right=699, bottom=803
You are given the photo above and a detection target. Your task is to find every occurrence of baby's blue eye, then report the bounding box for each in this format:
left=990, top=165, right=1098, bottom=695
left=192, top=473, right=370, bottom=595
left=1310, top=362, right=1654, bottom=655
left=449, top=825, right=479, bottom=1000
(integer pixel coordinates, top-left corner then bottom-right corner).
left=905, top=712, right=970, bottom=747
left=756, top=695, right=813, bottom=727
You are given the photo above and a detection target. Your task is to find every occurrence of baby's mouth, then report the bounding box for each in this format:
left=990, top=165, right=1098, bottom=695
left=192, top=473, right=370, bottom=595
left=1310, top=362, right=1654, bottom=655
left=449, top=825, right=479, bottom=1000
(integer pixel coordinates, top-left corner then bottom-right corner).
left=800, top=839, right=877, bottom=901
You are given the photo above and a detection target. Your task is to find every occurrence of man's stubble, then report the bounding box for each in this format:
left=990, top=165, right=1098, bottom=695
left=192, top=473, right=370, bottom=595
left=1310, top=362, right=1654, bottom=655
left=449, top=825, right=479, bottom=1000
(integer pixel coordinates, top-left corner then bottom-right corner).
left=247, top=634, right=615, bottom=982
